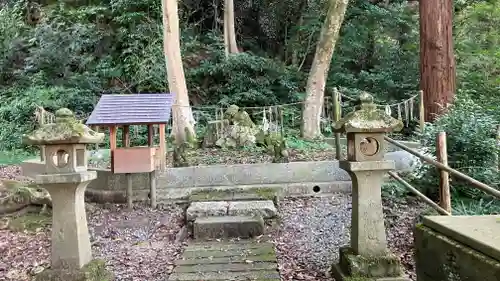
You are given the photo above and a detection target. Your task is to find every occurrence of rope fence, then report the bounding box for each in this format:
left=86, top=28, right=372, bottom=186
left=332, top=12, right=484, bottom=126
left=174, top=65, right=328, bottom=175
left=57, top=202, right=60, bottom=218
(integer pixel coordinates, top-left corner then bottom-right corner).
left=32, top=89, right=425, bottom=139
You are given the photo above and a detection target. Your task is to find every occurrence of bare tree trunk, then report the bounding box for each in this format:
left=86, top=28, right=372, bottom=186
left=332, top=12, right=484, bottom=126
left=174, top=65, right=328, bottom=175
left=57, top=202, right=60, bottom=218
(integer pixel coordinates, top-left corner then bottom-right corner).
left=224, top=0, right=239, bottom=57
left=419, top=0, right=456, bottom=122
left=161, top=0, right=196, bottom=142
left=301, top=0, right=349, bottom=139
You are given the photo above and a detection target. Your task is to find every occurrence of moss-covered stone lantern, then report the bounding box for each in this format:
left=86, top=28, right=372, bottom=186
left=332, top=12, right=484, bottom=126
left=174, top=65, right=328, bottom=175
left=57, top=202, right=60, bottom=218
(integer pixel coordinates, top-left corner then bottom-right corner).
left=22, top=108, right=112, bottom=280
left=331, top=92, right=409, bottom=281
left=334, top=91, right=403, bottom=161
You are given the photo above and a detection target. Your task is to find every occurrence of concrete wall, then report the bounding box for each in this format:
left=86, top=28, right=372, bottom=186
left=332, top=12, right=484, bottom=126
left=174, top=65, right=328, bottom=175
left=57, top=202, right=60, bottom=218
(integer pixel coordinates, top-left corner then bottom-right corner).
left=415, top=225, right=500, bottom=281
left=21, top=159, right=352, bottom=202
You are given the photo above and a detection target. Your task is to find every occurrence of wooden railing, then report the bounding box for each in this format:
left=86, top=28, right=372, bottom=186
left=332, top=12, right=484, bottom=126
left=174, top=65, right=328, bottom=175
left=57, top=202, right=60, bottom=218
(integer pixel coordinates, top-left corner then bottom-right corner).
left=384, top=134, right=500, bottom=216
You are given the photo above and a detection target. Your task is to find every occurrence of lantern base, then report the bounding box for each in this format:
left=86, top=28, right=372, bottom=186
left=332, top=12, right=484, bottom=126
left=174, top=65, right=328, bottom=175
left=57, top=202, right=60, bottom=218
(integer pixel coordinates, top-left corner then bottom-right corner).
left=34, top=259, right=113, bottom=281
left=331, top=246, right=410, bottom=281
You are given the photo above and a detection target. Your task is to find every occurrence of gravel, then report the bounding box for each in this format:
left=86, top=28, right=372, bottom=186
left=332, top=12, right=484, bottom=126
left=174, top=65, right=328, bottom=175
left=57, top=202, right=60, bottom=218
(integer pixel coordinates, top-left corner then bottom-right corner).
left=273, top=193, right=427, bottom=281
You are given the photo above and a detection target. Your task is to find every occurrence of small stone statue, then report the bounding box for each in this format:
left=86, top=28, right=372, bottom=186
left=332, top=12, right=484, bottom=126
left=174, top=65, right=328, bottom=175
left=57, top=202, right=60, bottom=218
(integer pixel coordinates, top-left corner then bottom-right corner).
left=173, top=127, right=195, bottom=167
left=215, top=105, right=259, bottom=148
left=173, top=142, right=189, bottom=167
left=263, top=132, right=289, bottom=163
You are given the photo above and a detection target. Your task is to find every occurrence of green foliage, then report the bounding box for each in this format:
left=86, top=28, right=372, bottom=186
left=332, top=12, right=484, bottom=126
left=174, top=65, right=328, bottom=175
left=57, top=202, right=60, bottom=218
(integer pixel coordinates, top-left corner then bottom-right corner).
left=286, top=135, right=332, bottom=151
left=455, top=0, right=500, bottom=116
left=187, top=53, right=305, bottom=107
left=452, top=197, right=500, bottom=215
left=381, top=180, right=410, bottom=199
left=0, top=86, right=97, bottom=150
left=0, top=150, right=34, bottom=165
left=327, top=1, right=419, bottom=101
left=415, top=95, right=499, bottom=200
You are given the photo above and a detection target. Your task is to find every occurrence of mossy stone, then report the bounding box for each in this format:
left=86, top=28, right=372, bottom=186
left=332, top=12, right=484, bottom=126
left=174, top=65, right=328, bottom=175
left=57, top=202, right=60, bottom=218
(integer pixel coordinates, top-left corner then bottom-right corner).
left=189, top=187, right=279, bottom=204
left=334, top=92, right=403, bottom=133
left=34, top=259, right=113, bottom=281
left=338, top=246, right=402, bottom=278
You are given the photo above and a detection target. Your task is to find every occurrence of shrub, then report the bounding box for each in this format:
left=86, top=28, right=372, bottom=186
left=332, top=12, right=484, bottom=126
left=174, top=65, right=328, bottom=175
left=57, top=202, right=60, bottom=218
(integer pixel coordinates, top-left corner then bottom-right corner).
left=0, top=86, right=97, bottom=151
left=186, top=52, right=306, bottom=107
left=415, top=94, right=499, bottom=200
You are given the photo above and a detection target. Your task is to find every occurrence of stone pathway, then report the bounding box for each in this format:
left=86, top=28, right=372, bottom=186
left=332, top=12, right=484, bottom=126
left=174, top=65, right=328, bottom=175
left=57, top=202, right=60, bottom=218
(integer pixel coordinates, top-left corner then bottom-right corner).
left=169, top=239, right=280, bottom=281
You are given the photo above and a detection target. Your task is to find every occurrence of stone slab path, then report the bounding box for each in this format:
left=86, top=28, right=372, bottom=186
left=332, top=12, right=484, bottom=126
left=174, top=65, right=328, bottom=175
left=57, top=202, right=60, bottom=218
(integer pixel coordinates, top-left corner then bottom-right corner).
left=169, top=239, right=280, bottom=281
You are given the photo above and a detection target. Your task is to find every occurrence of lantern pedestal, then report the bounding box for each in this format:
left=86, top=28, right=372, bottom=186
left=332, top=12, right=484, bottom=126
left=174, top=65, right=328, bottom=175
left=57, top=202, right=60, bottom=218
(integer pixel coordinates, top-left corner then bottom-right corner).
left=36, top=172, right=96, bottom=270
left=340, top=160, right=393, bottom=256
left=331, top=161, right=409, bottom=281
left=331, top=92, right=408, bottom=281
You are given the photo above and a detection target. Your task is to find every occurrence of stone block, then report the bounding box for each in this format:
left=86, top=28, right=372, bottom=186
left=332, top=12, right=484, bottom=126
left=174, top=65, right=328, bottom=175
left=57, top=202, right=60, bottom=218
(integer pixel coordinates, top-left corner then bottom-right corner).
left=185, top=201, right=228, bottom=221
left=331, top=263, right=409, bottom=281
left=421, top=215, right=500, bottom=261
left=34, top=259, right=113, bottom=281
left=338, top=247, right=402, bottom=278
left=188, top=186, right=280, bottom=203
left=193, top=216, right=264, bottom=240
left=161, top=161, right=351, bottom=188
left=228, top=200, right=278, bottom=219
left=415, top=224, right=500, bottom=281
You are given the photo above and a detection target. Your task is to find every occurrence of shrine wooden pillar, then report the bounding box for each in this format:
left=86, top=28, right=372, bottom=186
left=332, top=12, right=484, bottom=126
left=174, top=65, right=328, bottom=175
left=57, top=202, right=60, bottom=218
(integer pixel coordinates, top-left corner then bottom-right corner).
left=109, top=126, right=117, bottom=173
left=159, top=124, right=166, bottom=170
left=122, top=125, right=133, bottom=209
left=147, top=124, right=157, bottom=208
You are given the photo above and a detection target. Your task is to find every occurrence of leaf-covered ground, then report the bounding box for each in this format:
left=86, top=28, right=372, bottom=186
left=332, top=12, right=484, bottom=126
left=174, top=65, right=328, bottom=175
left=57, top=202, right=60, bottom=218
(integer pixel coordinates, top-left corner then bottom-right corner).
left=0, top=196, right=425, bottom=281
left=0, top=146, right=425, bottom=281
left=1, top=203, right=185, bottom=281
left=274, top=195, right=426, bottom=281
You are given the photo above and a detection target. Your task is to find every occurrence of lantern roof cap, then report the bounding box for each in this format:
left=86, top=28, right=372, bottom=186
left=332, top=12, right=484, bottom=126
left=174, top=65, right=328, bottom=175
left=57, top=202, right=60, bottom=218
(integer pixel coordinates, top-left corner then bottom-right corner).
left=23, top=108, right=104, bottom=145
left=333, top=92, right=403, bottom=133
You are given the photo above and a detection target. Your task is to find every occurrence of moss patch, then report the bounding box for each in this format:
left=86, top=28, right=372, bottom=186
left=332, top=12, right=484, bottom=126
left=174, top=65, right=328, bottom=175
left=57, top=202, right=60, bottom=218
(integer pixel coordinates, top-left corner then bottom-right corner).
left=339, top=247, right=402, bottom=278
left=34, top=259, right=113, bottom=281
left=189, top=186, right=279, bottom=203
left=8, top=211, right=52, bottom=232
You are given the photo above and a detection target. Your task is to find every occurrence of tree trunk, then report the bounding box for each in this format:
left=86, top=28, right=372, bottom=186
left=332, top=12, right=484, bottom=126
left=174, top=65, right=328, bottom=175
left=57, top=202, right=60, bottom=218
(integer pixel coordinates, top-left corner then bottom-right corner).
left=301, top=0, right=349, bottom=139
left=419, top=0, right=456, bottom=122
left=161, top=0, right=196, bottom=142
left=224, top=0, right=239, bottom=57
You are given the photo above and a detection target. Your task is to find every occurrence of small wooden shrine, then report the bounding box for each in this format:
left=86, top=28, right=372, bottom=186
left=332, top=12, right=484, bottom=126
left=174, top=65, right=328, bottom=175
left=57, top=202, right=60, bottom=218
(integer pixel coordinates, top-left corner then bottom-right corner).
left=86, top=93, right=173, bottom=208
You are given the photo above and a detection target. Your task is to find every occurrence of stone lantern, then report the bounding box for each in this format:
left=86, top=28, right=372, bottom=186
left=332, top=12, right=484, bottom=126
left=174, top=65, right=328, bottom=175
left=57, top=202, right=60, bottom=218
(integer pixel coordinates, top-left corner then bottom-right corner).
left=331, top=92, right=409, bottom=281
left=23, top=108, right=111, bottom=280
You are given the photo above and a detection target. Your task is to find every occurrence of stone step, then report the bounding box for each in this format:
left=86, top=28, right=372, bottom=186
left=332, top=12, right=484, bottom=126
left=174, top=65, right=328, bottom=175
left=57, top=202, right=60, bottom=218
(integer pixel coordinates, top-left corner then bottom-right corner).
left=188, top=186, right=280, bottom=203
left=169, top=270, right=280, bottom=280
left=185, top=200, right=278, bottom=222
left=193, top=216, right=265, bottom=240
left=170, top=239, right=279, bottom=280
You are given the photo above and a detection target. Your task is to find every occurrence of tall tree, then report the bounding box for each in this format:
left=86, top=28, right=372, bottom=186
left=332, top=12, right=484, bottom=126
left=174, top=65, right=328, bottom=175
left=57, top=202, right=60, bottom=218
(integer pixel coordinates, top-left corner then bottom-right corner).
left=419, top=0, right=456, bottom=122
left=301, top=0, right=349, bottom=139
left=224, top=0, right=239, bottom=57
left=161, top=0, right=196, bottom=142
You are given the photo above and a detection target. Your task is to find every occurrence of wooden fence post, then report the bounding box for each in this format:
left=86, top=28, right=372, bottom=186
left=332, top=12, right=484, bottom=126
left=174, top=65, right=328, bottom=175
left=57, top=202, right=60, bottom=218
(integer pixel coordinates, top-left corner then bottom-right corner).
left=333, top=88, right=342, bottom=160
left=437, top=132, right=451, bottom=214
left=94, top=126, right=100, bottom=151
left=419, top=90, right=425, bottom=132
